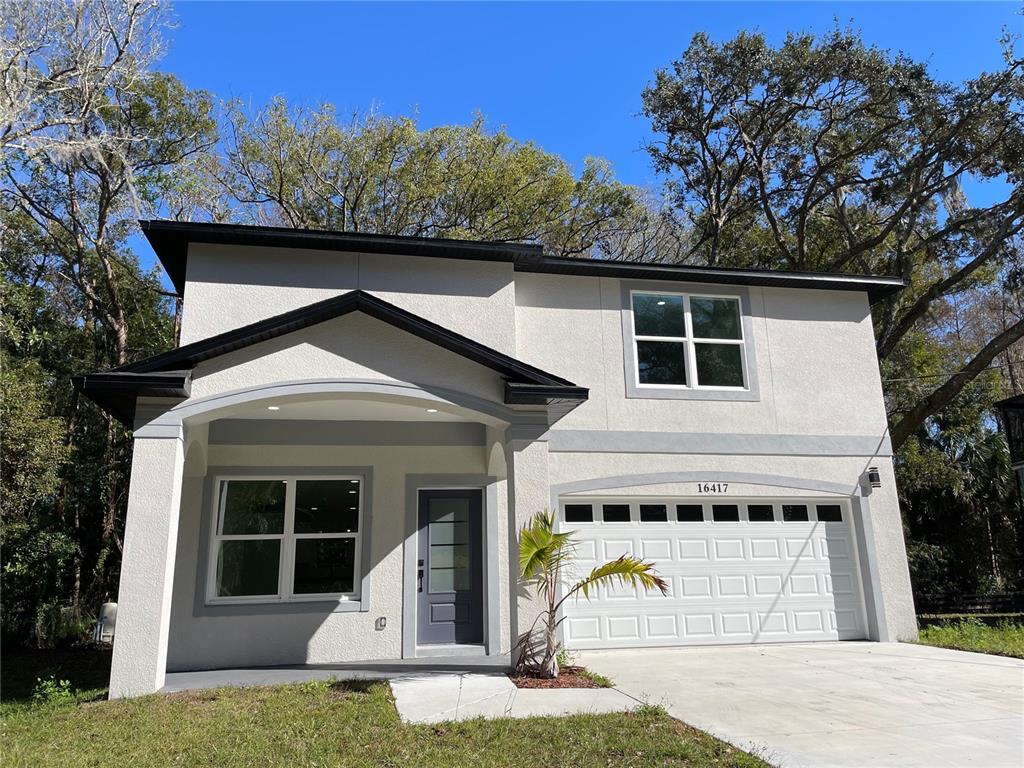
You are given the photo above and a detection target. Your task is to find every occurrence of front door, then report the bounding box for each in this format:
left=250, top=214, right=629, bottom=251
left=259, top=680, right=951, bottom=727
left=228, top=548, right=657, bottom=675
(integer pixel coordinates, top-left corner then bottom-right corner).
left=416, top=489, right=484, bottom=646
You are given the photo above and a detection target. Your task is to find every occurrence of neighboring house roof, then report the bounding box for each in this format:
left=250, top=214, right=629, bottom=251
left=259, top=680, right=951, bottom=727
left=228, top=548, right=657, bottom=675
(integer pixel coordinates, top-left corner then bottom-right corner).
left=995, top=394, right=1024, bottom=408
left=140, top=219, right=905, bottom=303
left=72, top=290, right=588, bottom=426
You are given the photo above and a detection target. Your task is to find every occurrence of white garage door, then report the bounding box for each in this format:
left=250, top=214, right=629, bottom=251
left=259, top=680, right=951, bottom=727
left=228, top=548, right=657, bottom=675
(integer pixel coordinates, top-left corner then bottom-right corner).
left=560, top=497, right=868, bottom=648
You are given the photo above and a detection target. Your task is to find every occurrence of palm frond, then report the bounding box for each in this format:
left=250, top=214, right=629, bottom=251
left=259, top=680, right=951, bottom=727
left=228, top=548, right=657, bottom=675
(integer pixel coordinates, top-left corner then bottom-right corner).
left=518, top=510, right=574, bottom=581
left=563, top=555, right=669, bottom=605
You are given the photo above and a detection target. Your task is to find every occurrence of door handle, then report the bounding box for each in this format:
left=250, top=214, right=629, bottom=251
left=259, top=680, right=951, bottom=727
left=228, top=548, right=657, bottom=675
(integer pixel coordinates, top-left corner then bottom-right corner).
left=418, top=569, right=423, bottom=592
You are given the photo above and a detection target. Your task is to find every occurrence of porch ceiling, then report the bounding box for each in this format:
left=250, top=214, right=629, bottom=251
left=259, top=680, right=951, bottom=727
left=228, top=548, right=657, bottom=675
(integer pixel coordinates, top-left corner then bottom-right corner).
left=223, top=398, right=478, bottom=422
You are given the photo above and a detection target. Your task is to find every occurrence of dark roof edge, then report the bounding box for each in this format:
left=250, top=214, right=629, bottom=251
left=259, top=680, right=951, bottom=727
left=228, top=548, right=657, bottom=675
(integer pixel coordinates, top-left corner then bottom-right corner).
left=141, top=219, right=905, bottom=304
left=140, top=219, right=544, bottom=294
left=72, top=370, right=191, bottom=426
left=116, top=289, right=576, bottom=388
left=518, top=256, right=905, bottom=303
left=74, top=290, right=588, bottom=425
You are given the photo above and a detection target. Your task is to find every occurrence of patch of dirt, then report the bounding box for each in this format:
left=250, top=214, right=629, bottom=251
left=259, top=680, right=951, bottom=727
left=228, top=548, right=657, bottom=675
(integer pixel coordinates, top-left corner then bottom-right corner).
left=507, top=666, right=602, bottom=689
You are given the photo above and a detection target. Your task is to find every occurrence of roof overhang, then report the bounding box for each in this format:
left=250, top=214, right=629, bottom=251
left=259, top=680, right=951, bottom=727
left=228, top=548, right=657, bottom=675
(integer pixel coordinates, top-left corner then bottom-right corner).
left=72, top=370, right=191, bottom=426
left=140, top=220, right=904, bottom=304
left=73, top=290, right=587, bottom=427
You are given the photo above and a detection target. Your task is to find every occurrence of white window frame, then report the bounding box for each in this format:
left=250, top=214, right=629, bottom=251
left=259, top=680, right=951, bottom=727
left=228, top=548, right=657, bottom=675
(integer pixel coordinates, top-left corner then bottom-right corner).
left=630, top=289, right=748, bottom=392
left=205, top=473, right=364, bottom=605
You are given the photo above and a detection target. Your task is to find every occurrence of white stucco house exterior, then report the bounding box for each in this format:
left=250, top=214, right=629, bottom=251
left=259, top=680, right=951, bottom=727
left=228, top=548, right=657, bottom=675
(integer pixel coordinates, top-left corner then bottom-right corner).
left=74, top=220, right=917, bottom=699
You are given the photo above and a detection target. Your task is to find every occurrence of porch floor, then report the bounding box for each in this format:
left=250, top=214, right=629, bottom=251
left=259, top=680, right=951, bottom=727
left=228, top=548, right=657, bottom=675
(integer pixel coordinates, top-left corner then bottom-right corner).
left=161, top=655, right=511, bottom=693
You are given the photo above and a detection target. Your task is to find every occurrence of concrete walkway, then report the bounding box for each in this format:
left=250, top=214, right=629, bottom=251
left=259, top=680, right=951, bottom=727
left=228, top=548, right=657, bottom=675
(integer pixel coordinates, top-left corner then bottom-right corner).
left=389, top=673, right=639, bottom=724
left=580, top=642, right=1024, bottom=768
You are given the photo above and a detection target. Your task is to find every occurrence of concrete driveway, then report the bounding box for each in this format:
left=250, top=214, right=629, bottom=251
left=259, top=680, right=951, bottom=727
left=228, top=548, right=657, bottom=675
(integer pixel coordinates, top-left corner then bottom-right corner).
left=579, top=642, right=1024, bottom=768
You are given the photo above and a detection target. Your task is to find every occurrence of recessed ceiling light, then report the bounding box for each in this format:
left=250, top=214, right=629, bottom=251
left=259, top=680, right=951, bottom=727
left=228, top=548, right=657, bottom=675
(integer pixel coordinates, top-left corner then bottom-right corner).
left=348, top=490, right=357, bottom=494
left=426, top=408, right=438, bottom=413
left=267, top=405, right=280, bottom=411
left=656, top=300, right=666, bottom=306
left=349, top=480, right=358, bottom=484
left=310, top=507, right=318, bottom=511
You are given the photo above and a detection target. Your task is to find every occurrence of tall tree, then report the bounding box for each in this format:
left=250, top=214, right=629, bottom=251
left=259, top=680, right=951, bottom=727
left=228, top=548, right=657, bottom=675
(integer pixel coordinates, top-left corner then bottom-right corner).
left=222, top=100, right=686, bottom=262
left=641, top=28, right=1024, bottom=450
left=0, top=0, right=216, bottom=637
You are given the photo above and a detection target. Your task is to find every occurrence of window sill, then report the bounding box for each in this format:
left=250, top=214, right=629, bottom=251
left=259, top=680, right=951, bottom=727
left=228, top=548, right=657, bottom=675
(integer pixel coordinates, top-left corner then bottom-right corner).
left=625, top=385, right=760, bottom=402
left=195, top=596, right=368, bottom=617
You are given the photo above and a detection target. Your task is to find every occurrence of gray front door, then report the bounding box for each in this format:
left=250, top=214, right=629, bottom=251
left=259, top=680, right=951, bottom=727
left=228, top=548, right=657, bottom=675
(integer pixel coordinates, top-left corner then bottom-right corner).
left=416, top=489, right=484, bottom=645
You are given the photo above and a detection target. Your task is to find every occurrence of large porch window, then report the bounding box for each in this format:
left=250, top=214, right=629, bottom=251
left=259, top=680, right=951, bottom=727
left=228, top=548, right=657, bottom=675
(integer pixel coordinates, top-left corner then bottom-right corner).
left=208, top=475, right=363, bottom=603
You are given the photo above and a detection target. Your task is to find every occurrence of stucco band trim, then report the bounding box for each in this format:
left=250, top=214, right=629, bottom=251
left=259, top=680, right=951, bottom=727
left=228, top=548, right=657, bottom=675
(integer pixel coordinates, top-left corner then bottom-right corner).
left=547, top=430, right=893, bottom=457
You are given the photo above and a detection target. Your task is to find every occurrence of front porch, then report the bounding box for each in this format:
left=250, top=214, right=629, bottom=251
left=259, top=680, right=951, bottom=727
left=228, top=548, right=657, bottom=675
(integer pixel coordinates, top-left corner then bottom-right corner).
left=107, top=370, right=568, bottom=698
left=77, top=290, right=586, bottom=699
left=161, top=654, right=511, bottom=693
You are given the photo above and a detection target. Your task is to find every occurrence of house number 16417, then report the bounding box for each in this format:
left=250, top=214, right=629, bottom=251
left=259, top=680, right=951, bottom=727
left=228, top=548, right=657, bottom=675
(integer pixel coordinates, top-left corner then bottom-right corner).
left=696, top=482, right=729, bottom=494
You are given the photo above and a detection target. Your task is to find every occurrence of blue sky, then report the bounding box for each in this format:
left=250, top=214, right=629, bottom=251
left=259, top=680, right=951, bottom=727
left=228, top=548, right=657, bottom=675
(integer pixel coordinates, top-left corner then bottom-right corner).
left=140, top=2, right=1021, bottom=275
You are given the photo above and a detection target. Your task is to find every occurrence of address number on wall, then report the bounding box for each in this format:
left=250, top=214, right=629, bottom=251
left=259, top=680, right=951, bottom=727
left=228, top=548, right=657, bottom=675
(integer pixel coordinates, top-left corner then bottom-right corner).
left=696, top=482, right=729, bottom=494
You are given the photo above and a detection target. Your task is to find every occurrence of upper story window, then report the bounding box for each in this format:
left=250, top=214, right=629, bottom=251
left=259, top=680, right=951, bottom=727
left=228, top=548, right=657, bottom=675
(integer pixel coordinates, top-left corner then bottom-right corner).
left=630, top=290, right=748, bottom=392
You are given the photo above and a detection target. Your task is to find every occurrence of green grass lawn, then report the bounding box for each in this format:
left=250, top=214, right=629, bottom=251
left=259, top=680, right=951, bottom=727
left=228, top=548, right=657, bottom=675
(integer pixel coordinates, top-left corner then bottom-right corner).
left=1, top=650, right=767, bottom=768
left=917, top=617, right=1024, bottom=659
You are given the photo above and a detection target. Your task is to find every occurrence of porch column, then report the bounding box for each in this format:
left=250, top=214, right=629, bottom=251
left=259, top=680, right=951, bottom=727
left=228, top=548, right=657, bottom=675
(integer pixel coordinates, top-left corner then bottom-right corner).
left=505, top=436, right=550, bottom=647
left=108, top=426, right=185, bottom=698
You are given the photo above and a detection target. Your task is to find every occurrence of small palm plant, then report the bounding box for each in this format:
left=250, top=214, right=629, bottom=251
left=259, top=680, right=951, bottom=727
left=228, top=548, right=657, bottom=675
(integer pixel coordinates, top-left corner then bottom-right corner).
left=517, top=510, right=668, bottom=678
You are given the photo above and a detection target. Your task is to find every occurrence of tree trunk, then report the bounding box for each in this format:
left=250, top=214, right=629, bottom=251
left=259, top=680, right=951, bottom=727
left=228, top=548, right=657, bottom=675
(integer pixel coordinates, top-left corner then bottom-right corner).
left=540, top=610, right=560, bottom=679
left=890, top=318, right=1024, bottom=450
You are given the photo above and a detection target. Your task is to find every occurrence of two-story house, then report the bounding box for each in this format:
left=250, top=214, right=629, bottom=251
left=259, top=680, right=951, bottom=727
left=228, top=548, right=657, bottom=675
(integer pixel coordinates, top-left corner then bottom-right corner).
left=74, top=220, right=917, bottom=698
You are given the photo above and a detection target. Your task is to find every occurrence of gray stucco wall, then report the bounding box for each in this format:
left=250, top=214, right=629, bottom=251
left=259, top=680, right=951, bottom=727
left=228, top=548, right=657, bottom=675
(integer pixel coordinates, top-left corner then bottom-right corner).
left=179, top=243, right=517, bottom=355
left=513, top=272, right=891, bottom=439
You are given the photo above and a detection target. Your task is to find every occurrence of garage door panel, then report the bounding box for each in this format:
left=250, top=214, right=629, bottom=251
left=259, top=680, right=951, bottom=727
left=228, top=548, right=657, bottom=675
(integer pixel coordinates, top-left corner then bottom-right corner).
left=565, top=616, right=601, bottom=643
left=713, top=539, right=745, bottom=560
left=575, top=539, right=598, bottom=562
left=756, top=611, right=789, bottom=634
left=749, top=538, right=782, bottom=559
left=716, top=574, right=749, bottom=597
left=640, top=539, right=673, bottom=560
left=678, top=539, right=710, bottom=560
left=602, top=539, right=634, bottom=560
left=561, top=496, right=867, bottom=648
left=680, top=575, right=712, bottom=598
left=645, top=614, right=679, bottom=639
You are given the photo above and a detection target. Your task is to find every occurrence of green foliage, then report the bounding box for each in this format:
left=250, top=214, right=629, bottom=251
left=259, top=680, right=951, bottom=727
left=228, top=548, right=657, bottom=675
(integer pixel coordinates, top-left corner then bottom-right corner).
left=298, top=677, right=336, bottom=696
left=0, top=352, right=69, bottom=519
left=224, top=102, right=684, bottom=261
left=577, top=668, right=614, bottom=688
left=918, top=618, right=1024, bottom=658
left=32, top=603, right=94, bottom=650
left=31, top=676, right=75, bottom=707
left=906, top=542, right=955, bottom=596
